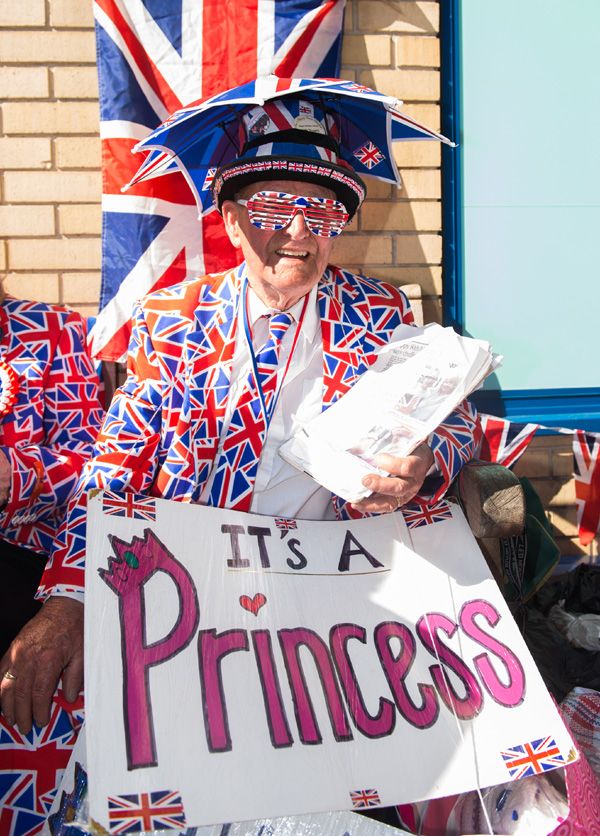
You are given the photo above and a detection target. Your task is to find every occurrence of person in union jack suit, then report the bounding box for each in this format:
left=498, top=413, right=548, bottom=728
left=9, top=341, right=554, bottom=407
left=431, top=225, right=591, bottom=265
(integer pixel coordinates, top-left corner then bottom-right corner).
left=0, top=283, right=104, bottom=833
left=0, top=98, right=479, bottom=828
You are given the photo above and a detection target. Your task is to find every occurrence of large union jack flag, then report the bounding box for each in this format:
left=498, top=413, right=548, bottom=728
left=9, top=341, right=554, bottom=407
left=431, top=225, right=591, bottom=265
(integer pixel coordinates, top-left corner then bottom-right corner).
left=90, top=0, right=347, bottom=361
left=573, top=429, right=600, bottom=546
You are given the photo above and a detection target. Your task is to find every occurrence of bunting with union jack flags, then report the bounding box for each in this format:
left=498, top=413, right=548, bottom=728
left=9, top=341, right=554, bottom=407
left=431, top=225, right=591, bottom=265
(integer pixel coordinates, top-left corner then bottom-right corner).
left=573, top=430, right=600, bottom=546
left=477, top=414, right=539, bottom=469
left=90, top=0, right=347, bottom=361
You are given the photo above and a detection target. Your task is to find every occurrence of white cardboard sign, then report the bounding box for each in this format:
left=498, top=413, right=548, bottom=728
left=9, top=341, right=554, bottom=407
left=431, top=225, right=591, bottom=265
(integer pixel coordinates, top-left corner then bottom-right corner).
left=85, top=493, right=574, bottom=832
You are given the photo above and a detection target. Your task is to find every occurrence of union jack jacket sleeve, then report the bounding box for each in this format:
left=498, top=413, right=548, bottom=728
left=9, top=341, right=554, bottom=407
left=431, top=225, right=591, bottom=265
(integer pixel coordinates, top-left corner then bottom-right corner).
left=38, top=302, right=165, bottom=599
left=420, top=399, right=481, bottom=505
left=0, top=304, right=104, bottom=556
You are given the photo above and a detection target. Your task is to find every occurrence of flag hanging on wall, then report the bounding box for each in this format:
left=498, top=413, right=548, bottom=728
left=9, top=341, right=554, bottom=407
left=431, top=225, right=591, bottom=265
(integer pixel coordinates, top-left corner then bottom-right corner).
left=90, top=0, right=347, bottom=361
left=573, top=430, right=600, bottom=546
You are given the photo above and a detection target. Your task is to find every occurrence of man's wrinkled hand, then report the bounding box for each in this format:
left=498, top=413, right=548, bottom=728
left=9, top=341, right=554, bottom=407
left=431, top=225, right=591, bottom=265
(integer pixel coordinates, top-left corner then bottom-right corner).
left=351, top=442, right=434, bottom=514
left=0, top=596, right=84, bottom=735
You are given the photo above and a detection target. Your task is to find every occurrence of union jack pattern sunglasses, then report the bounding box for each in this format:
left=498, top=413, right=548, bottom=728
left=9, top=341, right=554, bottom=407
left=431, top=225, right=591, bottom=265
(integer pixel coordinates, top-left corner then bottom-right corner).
left=237, top=191, right=350, bottom=238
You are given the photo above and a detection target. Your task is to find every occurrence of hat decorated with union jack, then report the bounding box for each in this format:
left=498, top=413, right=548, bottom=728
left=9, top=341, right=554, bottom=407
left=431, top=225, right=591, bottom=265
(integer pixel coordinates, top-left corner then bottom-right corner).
left=212, top=97, right=366, bottom=218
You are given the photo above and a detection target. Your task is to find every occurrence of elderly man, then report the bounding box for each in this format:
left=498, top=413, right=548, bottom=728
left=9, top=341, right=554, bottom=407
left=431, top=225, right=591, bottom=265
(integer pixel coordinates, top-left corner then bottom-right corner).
left=1, top=99, right=478, bottom=766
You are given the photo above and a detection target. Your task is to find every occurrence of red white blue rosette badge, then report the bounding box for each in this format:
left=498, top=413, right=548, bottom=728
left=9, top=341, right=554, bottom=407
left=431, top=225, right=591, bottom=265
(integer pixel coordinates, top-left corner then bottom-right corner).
left=0, top=358, right=19, bottom=418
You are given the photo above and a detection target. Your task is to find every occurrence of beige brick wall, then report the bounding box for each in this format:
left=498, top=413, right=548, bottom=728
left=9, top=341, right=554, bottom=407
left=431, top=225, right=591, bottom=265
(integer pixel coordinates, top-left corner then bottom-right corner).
left=0, top=0, right=100, bottom=315
left=1, top=0, right=593, bottom=557
left=338, top=0, right=442, bottom=323
left=0, top=0, right=440, bottom=317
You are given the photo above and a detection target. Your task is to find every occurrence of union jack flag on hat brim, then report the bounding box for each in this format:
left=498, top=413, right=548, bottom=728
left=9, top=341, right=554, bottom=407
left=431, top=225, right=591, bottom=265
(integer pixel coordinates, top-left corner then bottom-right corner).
left=90, top=0, right=347, bottom=362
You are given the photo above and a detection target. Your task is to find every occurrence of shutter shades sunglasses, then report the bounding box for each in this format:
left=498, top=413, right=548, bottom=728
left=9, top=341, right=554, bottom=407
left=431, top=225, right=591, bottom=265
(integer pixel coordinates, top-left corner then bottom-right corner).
left=237, top=191, right=350, bottom=238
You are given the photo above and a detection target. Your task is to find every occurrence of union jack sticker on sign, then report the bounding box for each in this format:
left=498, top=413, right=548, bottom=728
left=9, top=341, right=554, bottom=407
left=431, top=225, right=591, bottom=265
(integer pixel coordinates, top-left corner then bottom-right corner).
left=275, top=517, right=298, bottom=530
left=350, top=788, right=381, bottom=808
left=102, top=492, right=157, bottom=521
left=107, top=789, right=186, bottom=833
left=403, top=502, right=453, bottom=529
left=501, top=736, right=566, bottom=780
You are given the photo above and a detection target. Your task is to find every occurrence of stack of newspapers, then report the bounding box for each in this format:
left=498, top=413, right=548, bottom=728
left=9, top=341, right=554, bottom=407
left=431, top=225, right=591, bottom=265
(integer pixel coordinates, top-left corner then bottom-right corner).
left=279, top=323, right=501, bottom=503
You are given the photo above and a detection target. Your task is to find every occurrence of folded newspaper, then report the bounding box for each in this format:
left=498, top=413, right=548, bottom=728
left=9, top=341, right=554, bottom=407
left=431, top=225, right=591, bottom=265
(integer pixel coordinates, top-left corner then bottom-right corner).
left=279, top=323, right=501, bottom=503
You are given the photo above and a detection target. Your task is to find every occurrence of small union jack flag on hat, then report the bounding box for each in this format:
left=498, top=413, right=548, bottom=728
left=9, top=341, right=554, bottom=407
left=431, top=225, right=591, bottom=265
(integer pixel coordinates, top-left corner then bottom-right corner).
left=202, top=167, right=217, bottom=191
left=350, top=788, right=381, bottom=809
left=353, top=141, right=385, bottom=169
left=501, top=736, right=566, bottom=780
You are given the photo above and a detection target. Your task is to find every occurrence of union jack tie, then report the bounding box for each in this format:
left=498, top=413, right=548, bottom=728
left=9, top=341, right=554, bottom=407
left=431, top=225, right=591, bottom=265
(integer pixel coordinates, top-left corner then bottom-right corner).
left=208, top=312, right=293, bottom=511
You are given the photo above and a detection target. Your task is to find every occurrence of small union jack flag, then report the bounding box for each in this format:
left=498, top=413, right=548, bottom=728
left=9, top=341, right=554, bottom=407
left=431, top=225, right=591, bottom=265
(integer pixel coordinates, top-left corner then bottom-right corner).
left=501, top=736, right=566, bottom=780
left=350, top=788, right=381, bottom=809
left=353, top=141, right=385, bottom=169
left=102, top=492, right=157, bottom=521
left=343, top=82, right=373, bottom=94
left=275, top=517, right=298, bottom=530
left=202, top=167, right=217, bottom=191
left=573, top=430, right=600, bottom=546
left=478, top=415, right=538, bottom=468
left=403, top=501, right=453, bottom=529
left=107, top=789, right=186, bottom=833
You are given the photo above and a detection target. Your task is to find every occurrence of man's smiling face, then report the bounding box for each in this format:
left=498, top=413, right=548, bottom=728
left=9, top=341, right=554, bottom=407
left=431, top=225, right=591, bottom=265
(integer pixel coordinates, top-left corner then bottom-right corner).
left=221, top=179, right=337, bottom=310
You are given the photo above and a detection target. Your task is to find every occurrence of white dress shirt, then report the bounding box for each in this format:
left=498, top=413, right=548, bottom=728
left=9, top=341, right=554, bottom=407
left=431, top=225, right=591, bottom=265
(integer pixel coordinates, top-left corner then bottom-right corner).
left=200, top=284, right=337, bottom=520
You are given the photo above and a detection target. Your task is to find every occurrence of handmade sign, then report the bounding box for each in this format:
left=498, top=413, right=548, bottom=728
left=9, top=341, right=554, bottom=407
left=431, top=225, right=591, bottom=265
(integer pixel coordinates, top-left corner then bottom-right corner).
left=46, top=728, right=406, bottom=835
left=85, top=492, right=575, bottom=832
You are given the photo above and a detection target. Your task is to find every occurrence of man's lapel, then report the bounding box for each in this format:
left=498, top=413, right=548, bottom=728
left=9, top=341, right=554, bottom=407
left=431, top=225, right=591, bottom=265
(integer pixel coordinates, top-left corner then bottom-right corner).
left=157, top=268, right=242, bottom=501
left=318, top=267, right=369, bottom=409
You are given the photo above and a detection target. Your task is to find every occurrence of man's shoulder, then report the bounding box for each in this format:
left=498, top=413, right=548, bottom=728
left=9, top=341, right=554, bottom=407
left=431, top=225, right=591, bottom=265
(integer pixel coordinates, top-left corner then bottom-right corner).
left=1, top=297, right=85, bottom=341
left=322, top=265, right=410, bottom=308
left=138, top=268, right=239, bottom=320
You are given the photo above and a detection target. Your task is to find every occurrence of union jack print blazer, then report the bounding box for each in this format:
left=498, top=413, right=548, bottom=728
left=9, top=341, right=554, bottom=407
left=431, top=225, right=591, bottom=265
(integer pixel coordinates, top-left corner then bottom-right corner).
left=40, top=265, right=479, bottom=598
left=0, top=298, right=104, bottom=556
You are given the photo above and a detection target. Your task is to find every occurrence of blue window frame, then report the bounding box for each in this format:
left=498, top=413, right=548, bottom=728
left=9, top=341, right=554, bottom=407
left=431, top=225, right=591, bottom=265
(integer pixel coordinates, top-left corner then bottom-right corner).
left=439, top=0, right=600, bottom=432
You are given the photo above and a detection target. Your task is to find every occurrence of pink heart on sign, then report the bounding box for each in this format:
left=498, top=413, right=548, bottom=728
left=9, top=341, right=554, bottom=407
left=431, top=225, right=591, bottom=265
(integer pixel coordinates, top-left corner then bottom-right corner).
left=239, top=593, right=267, bottom=616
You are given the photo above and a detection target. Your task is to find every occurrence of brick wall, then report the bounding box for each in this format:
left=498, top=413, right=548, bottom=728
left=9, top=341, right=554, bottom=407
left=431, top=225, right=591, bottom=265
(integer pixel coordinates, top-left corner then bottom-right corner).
left=338, top=0, right=443, bottom=326
left=0, top=0, right=594, bottom=559
left=0, top=0, right=100, bottom=316
left=0, top=0, right=441, bottom=321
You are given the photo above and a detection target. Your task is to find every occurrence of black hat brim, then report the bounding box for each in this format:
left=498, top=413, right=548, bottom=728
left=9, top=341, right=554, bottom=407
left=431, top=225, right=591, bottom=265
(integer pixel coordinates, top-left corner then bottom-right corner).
left=213, top=156, right=366, bottom=219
